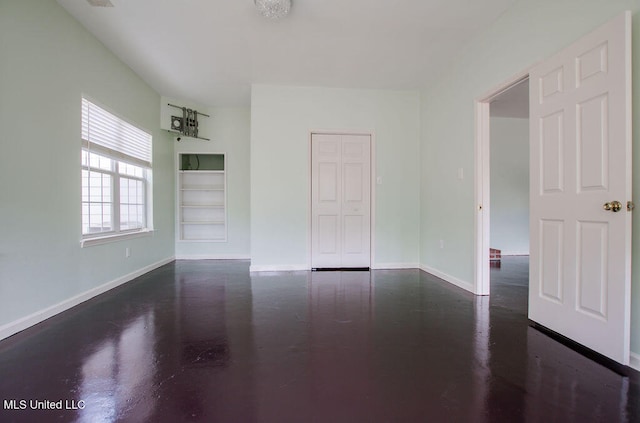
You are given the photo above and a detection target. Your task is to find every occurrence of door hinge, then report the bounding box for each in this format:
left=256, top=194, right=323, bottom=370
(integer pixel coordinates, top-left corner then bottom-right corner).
left=627, top=201, right=635, bottom=212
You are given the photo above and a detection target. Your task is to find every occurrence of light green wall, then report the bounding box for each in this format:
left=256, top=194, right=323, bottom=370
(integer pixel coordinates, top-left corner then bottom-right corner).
left=420, top=0, right=640, bottom=353
left=490, top=117, right=529, bottom=255
left=251, top=85, right=420, bottom=269
left=167, top=99, right=251, bottom=259
left=0, top=0, right=174, bottom=329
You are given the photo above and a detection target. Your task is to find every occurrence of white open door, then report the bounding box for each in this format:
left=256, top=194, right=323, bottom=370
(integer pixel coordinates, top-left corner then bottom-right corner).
left=529, top=12, right=632, bottom=364
left=311, top=134, right=371, bottom=268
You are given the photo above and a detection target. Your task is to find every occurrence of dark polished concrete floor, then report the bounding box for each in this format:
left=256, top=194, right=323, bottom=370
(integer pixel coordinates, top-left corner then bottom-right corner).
left=0, top=258, right=638, bottom=422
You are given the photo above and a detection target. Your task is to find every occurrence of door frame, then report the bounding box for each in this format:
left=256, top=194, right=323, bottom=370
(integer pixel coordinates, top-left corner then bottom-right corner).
left=474, top=70, right=530, bottom=296
left=308, top=131, right=376, bottom=269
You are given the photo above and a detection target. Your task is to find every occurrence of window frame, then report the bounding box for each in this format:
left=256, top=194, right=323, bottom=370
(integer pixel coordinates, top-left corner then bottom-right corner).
left=80, top=97, right=153, bottom=247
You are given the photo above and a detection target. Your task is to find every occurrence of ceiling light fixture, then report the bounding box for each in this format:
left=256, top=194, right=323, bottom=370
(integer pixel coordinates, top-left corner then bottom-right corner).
left=254, top=0, right=291, bottom=19
left=86, top=0, right=114, bottom=6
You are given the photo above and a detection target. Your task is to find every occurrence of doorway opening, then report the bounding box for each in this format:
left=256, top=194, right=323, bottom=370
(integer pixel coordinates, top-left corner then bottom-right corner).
left=474, top=72, right=530, bottom=300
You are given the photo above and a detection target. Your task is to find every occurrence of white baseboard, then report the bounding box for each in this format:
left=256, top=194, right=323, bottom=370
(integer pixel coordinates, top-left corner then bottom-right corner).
left=176, top=254, right=250, bottom=260
left=0, top=256, right=175, bottom=342
left=250, top=264, right=309, bottom=272
left=630, top=352, right=640, bottom=372
left=419, top=264, right=474, bottom=293
left=372, top=263, right=419, bottom=270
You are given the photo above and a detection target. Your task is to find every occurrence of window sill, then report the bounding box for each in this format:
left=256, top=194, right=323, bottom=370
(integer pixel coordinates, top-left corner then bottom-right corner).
left=80, top=229, right=154, bottom=248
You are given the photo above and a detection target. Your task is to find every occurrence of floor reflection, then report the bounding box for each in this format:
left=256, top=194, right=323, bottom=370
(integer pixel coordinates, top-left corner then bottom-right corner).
left=471, top=295, right=490, bottom=423
left=485, top=256, right=530, bottom=421
left=308, top=271, right=374, bottom=421
left=249, top=271, right=312, bottom=422
left=79, top=312, right=156, bottom=423
left=249, top=270, right=376, bottom=422
left=524, top=325, right=633, bottom=421
left=148, top=260, right=255, bottom=422
left=370, top=270, right=481, bottom=421
left=177, top=276, right=229, bottom=369
left=0, top=259, right=638, bottom=422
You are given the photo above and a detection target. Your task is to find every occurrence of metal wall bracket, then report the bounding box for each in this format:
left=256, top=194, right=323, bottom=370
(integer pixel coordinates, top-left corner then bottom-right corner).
left=167, top=103, right=211, bottom=141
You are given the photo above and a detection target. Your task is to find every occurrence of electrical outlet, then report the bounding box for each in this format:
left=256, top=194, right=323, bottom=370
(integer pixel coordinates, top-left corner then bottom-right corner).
left=125, top=247, right=130, bottom=258
left=457, top=168, right=464, bottom=180
left=439, top=239, right=444, bottom=249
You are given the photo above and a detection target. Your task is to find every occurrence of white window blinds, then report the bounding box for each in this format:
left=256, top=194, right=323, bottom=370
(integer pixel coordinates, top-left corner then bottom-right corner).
left=81, top=98, right=152, bottom=168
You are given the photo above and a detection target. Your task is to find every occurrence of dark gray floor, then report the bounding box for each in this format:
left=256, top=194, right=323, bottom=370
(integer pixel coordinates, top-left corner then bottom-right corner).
left=0, top=258, right=637, bottom=422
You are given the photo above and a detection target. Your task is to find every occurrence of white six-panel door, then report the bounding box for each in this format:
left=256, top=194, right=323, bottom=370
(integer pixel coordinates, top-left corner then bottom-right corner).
left=311, top=134, right=371, bottom=268
left=529, top=12, right=632, bottom=364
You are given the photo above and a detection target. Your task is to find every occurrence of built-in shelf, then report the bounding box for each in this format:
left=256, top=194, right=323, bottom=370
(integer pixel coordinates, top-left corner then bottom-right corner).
left=177, top=153, right=226, bottom=242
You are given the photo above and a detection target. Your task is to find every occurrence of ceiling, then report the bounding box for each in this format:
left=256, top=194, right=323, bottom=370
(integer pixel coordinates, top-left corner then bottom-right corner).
left=57, top=0, right=518, bottom=107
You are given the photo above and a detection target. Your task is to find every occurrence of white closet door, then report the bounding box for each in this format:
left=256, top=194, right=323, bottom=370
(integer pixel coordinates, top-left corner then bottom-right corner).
left=312, top=134, right=343, bottom=268
left=340, top=135, right=371, bottom=267
left=528, top=12, right=632, bottom=364
left=312, top=134, right=371, bottom=268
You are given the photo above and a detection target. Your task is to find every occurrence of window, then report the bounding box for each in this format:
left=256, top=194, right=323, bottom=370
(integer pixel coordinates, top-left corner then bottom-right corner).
left=81, top=97, right=152, bottom=244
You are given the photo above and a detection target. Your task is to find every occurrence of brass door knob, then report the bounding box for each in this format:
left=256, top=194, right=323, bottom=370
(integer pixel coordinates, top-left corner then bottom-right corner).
left=603, top=201, right=622, bottom=212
